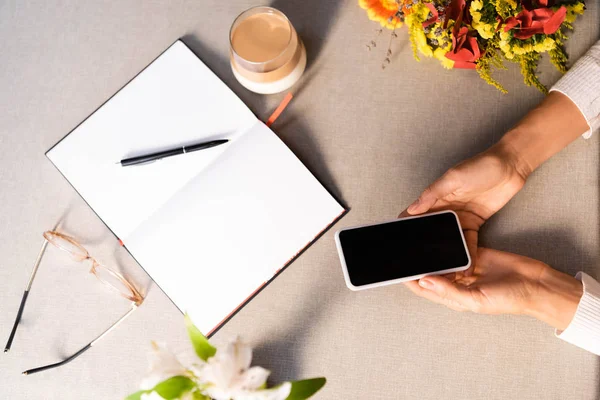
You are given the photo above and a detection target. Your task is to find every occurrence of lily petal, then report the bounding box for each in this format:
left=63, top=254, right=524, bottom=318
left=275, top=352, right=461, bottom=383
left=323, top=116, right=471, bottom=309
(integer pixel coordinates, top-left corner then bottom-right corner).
left=204, top=385, right=235, bottom=400
left=141, top=392, right=165, bottom=400
left=238, top=366, right=271, bottom=391
left=195, top=337, right=254, bottom=389
left=140, top=342, right=188, bottom=390
left=235, top=383, right=293, bottom=400
left=230, top=337, right=253, bottom=372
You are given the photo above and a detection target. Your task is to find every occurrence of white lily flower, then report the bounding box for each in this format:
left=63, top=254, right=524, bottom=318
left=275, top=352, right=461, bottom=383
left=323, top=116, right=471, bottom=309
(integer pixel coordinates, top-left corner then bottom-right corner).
left=141, top=391, right=196, bottom=400
left=140, top=341, right=189, bottom=390
left=194, top=337, right=291, bottom=400
left=140, top=392, right=164, bottom=400
left=231, top=383, right=292, bottom=400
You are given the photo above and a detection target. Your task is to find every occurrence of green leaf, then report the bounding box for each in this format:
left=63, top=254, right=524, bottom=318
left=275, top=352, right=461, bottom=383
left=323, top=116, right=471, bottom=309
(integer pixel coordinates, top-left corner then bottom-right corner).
left=191, top=391, right=211, bottom=400
left=286, top=378, right=327, bottom=400
left=153, top=376, right=196, bottom=400
left=124, top=390, right=148, bottom=400
left=184, top=314, right=216, bottom=361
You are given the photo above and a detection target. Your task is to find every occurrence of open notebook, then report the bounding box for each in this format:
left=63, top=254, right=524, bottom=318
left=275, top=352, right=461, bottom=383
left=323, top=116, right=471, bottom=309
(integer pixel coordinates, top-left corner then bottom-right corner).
left=47, top=40, right=345, bottom=335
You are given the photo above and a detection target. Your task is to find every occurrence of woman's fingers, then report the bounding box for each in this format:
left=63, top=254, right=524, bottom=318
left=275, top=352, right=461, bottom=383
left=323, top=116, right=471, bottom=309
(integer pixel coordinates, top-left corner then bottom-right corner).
left=418, top=275, right=480, bottom=312
left=407, top=170, right=461, bottom=215
left=477, top=247, right=519, bottom=270
left=442, top=272, right=457, bottom=281
left=397, top=208, right=410, bottom=218
left=404, top=280, right=469, bottom=312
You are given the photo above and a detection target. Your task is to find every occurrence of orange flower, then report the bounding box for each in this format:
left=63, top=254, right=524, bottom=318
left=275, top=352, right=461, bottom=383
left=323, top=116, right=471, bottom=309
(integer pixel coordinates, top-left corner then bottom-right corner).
left=359, top=0, right=403, bottom=29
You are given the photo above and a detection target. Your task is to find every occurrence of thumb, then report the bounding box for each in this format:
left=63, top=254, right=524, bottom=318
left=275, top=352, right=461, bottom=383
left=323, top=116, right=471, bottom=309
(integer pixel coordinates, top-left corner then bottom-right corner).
left=418, top=275, right=476, bottom=311
left=407, top=171, right=460, bottom=215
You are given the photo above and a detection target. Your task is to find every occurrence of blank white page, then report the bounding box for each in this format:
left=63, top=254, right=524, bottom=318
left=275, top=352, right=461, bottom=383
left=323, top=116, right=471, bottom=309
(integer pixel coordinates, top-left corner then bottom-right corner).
left=47, top=41, right=256, bottom=240
left=125, top=121, right=345, bottom=334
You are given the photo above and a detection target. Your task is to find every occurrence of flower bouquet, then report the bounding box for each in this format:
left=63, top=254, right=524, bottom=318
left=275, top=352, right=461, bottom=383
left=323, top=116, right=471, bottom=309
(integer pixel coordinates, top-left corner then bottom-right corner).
left=360, top=0, right=586, bottom=92
left=126, top=315, right=325, bottom=400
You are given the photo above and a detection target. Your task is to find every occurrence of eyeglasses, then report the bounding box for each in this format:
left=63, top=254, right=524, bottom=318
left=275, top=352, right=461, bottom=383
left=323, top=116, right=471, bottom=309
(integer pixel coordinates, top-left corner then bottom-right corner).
left=4, top=231, right=144, bottom=375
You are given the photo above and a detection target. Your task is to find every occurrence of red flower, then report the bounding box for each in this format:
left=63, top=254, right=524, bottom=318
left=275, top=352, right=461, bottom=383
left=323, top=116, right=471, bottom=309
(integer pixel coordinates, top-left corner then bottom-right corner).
left=443, top=0, right=472, bottom=29
left=423, top=3, right=439, bottom=28
left=523, top=0, right=556, bottom=9
left=445, top=27, right=481, bottom=69
left=504, top=6, right=567, bottom=40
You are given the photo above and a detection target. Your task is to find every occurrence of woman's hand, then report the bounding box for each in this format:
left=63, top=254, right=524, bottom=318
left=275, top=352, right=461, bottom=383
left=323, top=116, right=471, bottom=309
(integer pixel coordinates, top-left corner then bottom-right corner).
left=405, top=248, right=583, bottom=331
left=403, top=91, right=590, bottom=273
left=403, top=141, right=530, bottom=274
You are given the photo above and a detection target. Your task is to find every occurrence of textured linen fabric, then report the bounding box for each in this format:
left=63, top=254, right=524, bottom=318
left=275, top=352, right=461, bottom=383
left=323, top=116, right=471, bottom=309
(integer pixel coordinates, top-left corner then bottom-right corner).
left=550, top=40, right=600, bottom=138
left=1, top=1, right=599, bottom=399
left=557, top=273, right=600, bottom=355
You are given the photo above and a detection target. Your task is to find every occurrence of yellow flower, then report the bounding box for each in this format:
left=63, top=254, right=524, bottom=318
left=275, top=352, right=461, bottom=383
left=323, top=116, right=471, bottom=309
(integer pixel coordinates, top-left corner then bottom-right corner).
left=512, top=46, right=526, bottom=55
left=499, top=34, right=515, bottom=59
left=434, top=48, right=454, bottom=69
left=411, top=3, right=433, bottom=21
left=471, top=0, right=484, bottom=11
left=415, top=29, right=434, bottom=57
left=474, top=22, right=495, bottom=39
left=565, top=2, right=585, bottom=23
left=512, top=42, right=534, bottom=55
left=533, top=37, right=555, bottom=52
left=405, top=4, right=434, bottom=58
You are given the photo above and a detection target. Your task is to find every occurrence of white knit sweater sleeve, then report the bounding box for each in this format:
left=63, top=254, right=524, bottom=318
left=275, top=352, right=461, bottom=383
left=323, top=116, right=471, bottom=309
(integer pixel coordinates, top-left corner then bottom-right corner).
left=555, top=273, right=600, bottom=355
left=550, top=40, right=600, bottom=138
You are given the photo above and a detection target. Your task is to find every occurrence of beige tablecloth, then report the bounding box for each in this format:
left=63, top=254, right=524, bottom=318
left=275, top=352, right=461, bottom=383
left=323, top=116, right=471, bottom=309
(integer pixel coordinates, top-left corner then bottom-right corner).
left=1, top=1, right=599, bottom=398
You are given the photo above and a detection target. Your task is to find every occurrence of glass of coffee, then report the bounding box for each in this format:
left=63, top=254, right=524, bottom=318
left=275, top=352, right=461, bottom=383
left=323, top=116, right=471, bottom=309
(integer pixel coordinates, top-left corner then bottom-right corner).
left=229, top=6, right=306, bottom=94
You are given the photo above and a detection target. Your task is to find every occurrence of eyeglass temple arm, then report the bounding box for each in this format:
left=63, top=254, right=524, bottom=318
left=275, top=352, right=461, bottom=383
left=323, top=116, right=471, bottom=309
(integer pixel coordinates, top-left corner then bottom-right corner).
left=4, top=240, right=49, bottom=353
left=22, top=304, right=138, bottom=375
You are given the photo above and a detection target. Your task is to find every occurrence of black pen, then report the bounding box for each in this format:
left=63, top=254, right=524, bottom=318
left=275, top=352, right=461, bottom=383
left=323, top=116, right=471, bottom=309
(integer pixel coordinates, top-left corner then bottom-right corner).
left=119, top=139, right=229, bottom=167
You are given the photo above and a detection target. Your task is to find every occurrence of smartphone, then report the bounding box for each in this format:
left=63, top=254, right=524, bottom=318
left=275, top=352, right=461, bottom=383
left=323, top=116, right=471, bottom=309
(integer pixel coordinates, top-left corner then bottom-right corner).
left=335, top=210, right=471, bottom=291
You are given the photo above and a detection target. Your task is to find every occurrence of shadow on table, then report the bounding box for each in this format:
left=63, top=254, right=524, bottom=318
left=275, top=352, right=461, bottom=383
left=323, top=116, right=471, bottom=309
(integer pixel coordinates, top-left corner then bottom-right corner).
left=252, top=280, right=341, bottom=384
left=270, top=0, right=342, bottom=73
left=54, top=197, right=107, bottom=246
left=487, top=227, right=597, bottom=277
left=490, top=225, right=598, bottom=400
left=262, top=0, right=345, bottom=201
left=480, top=227, right=599, bottom=397
left=403, top=100, right=535, bottom=190
left=181, top=34, right=269, bottom=116
left=272, top=114, right=346, bottom=206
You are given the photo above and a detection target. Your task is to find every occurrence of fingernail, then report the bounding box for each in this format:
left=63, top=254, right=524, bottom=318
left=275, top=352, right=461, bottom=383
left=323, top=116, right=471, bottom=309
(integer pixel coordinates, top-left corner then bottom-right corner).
left=407, top=198, right=420, bottom=213
left=419, top=279, right=434, bottom=289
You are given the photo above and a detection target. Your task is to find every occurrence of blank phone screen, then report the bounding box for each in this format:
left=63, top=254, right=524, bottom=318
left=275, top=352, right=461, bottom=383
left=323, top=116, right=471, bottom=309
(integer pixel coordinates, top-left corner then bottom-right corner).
left=338, top=212, right=469, bottom=287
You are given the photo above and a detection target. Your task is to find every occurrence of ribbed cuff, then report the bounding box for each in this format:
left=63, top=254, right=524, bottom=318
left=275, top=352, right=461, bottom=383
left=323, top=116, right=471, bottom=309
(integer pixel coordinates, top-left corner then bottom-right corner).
left=556, top=272, right=600, bottom=355
left=550, top=41, right=600, bottom=139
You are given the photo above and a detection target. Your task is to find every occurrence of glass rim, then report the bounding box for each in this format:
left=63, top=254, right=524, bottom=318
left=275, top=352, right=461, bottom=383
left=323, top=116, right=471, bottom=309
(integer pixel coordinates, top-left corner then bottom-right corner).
left=43, top=231, right=89, bottom=259
left=89, top=260, right=145, bottom=305
left=229, top=6, right=294, bottom=67
left=43, top=230, right=144, bottom=305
